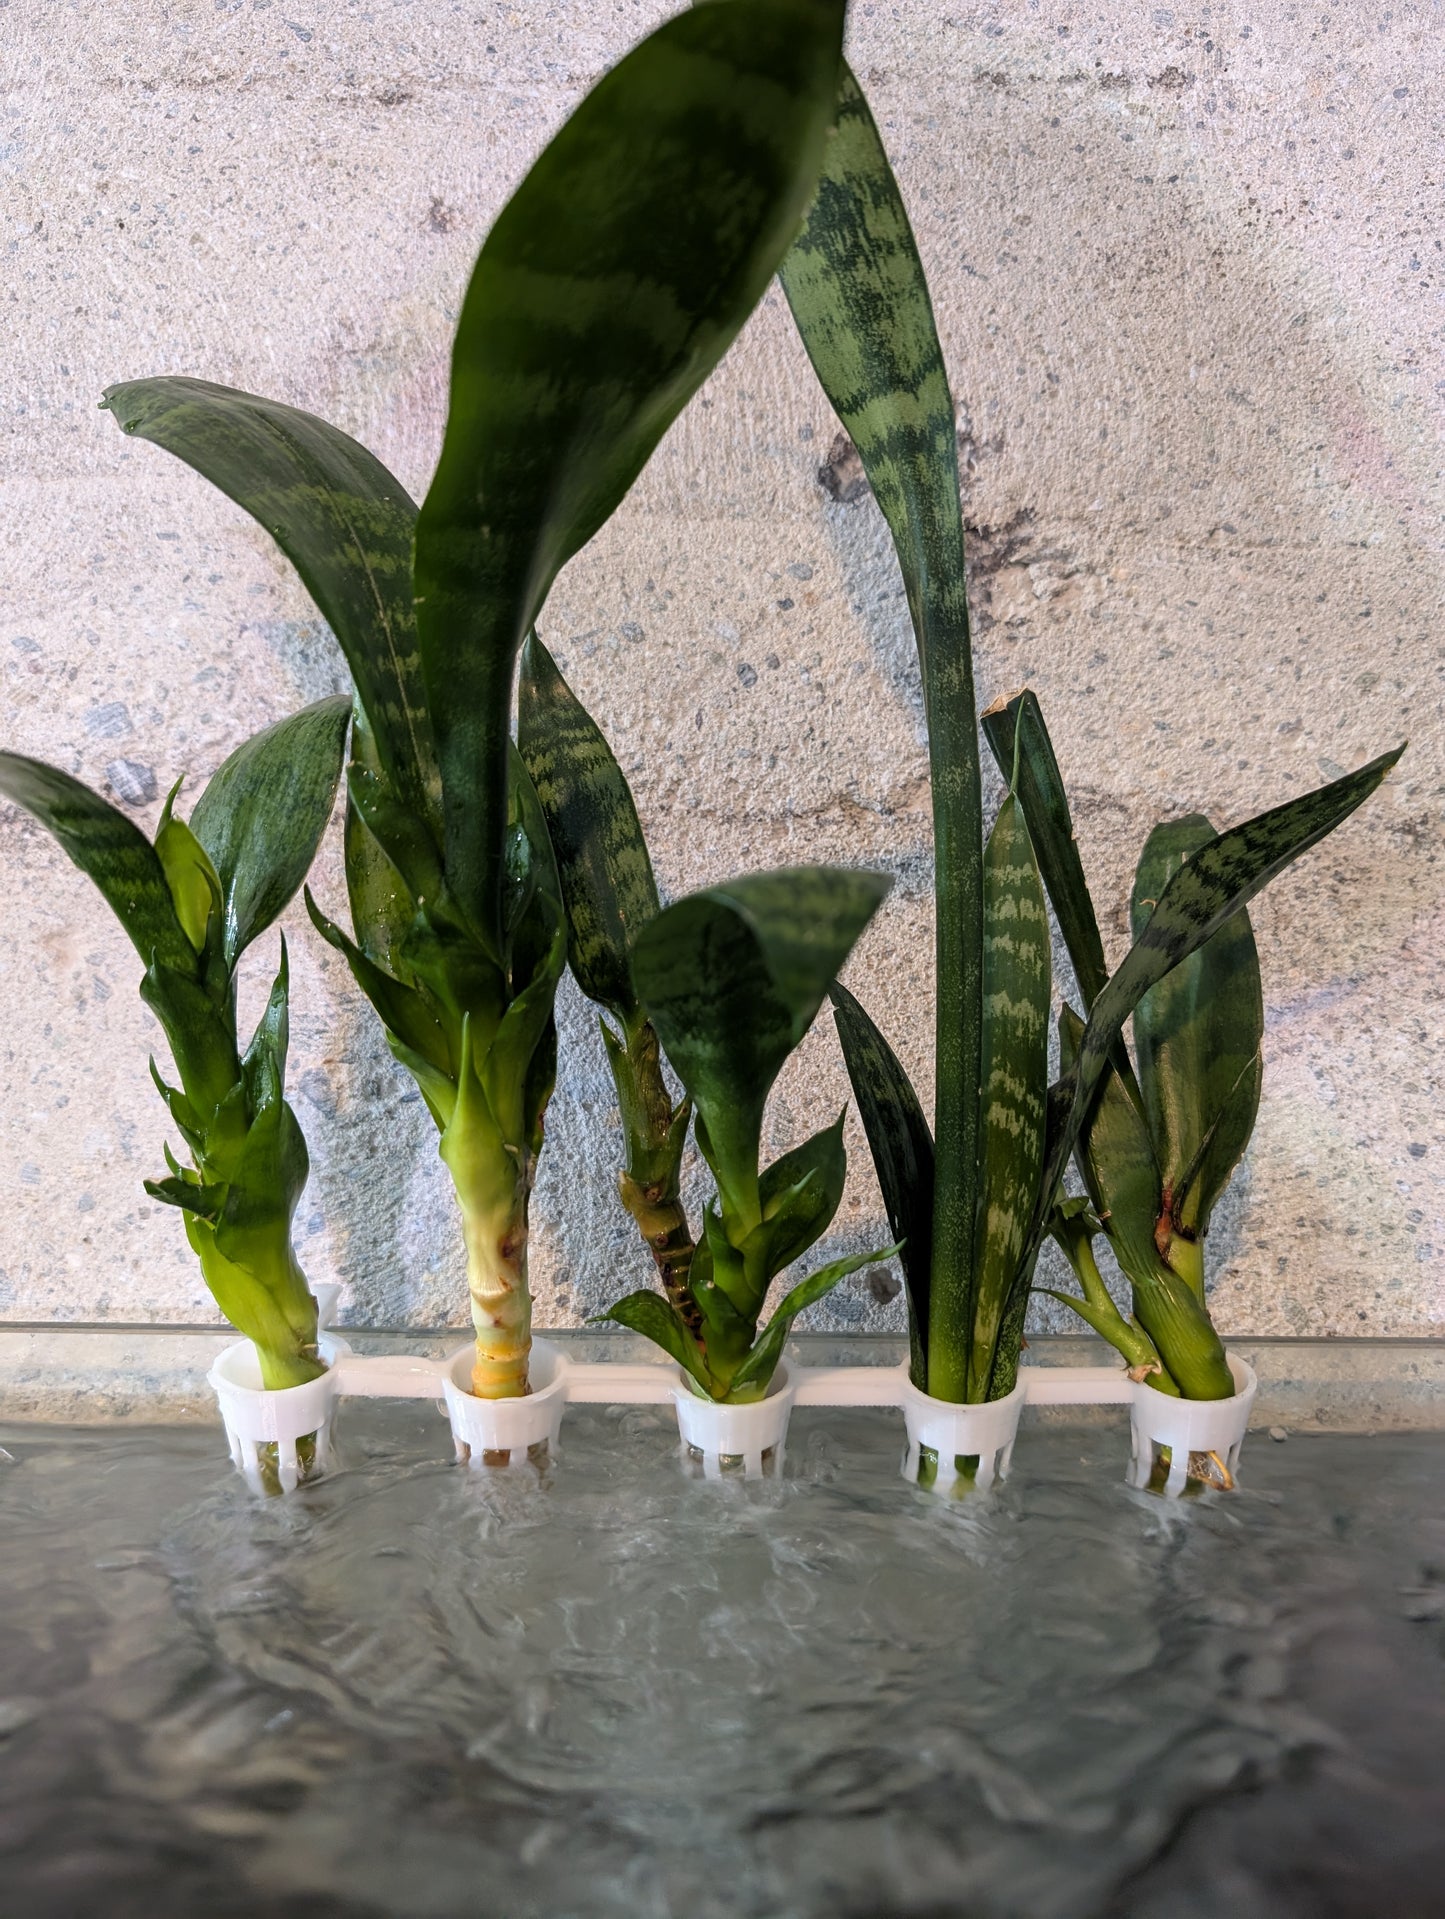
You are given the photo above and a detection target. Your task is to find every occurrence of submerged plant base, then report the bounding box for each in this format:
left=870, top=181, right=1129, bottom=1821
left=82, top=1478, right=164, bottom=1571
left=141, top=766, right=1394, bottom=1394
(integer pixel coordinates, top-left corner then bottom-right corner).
left=204, top=1343, right=1258, bottom=1500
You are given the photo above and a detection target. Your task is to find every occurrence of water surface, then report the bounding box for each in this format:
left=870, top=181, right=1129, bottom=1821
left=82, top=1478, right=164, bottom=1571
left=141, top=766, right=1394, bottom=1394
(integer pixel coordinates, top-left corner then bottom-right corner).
left=1, top=1406, right=1441, bottom=1917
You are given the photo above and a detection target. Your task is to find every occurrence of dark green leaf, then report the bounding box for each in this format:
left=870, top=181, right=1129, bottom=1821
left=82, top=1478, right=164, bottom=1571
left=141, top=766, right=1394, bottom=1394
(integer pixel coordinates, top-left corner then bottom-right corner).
left=632, top=866, right=890, bottom=1224
left=948, top=791, right=1050, bottom=1404
left=517, top=634, right=659, bottom=1022
left=779, top=61, right=984, bottom=1372
left=414, top=0, right=846, bottom=950
left=1130, top=816, right=1263, bottom=1236
left=0, top=753, right=195, bottom=973
left=1058, top=1003, right=1162, bottom=1299
left=343, top=791, right=417, bottom=975
left=982, top=689, right=1109, bottom=1010
left=1014, top=746, right=1403, bottom=1334
left=144, top=1175, right=225, bottom=1220
left=304, top=887, right=453, bottom=1079
left=190, top=697, right=351, bottom=964
left=828, top=980, right=934, bottom=1388
left=242, top=938, right=292, bottom=1114
left=747, top=1111, right=848, bottom=1279
left=729, top=1241, right=904, bottom=1396
left=102, top=377, right=437, bottom=826
left=597, top=1290, right=711, bottom=1392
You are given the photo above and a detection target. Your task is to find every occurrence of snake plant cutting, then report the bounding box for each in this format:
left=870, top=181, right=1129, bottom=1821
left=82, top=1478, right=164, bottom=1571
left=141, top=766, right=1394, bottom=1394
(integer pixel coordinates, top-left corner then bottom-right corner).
left=975, top=693, right=1273, bottom=1406
left=0, top=701, right=349, bottom=1388
left=779, top=67, right=1402, bottom=1437
left=519, top=637, right=898, bottom=1404
left=100, top=0, right=848, bottom=1400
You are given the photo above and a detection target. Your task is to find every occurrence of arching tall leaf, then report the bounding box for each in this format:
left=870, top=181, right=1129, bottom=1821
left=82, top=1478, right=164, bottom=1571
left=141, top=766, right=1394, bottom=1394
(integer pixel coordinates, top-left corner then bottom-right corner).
left=102, top=378, right=436, bottom=833
left=416, top=0, right=847, bottom=954
left=779, top=61, right=984, bottom=1397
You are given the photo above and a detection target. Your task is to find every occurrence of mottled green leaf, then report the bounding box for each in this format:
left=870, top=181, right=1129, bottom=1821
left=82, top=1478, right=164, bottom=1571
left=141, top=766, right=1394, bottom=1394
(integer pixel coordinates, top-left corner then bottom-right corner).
left=102, top=377, right=436, bottom=828
left=1057, top=1004, right=1162, bottom=1297
left=947, top=792, right=1049, bottom=1404
left=190, top=696, right=350, bottom=964
left=517, top=634, right=658, bottom=1023
left=1130, top=816, right=1264, bottom=1238
left=779, top=61, right=984, bottom=1364
left=828, top=980, right=934, bottom=1387
left=0, top=753, right=195, bottom=973
left=597, top=1290, right=711, bottom=1393
left=414, top=0, right=845, bottom=951
left=1014, top=746, right=1402, bottom=1342
left=982, top=690, right=1109, bottom=1011
left=747, top=1111, right=848, bottom=1280
left=304, top=886, right=453, bottom=1080
left=729, top=1241, right=904, bottom=1397
left=632, top=866, right=890, bottom=1226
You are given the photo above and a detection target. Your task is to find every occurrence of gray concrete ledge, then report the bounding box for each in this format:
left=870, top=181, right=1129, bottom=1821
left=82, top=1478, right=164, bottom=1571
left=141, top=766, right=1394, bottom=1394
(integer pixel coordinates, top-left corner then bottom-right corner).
left=0, top=1325, right=1439, bottom=1432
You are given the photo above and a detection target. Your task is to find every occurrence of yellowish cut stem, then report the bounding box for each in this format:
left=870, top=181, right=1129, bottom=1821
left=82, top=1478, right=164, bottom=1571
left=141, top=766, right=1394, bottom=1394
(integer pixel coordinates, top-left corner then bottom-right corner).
left=461, top=1186, right=533, bottom=1400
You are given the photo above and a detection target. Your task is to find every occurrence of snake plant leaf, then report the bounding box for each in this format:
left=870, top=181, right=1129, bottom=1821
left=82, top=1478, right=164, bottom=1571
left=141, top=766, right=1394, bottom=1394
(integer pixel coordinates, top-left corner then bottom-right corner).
left=778, top=61, right=984, bottom=1354
left=241, top=939, right=292, bottom=1107
left=981, top=690, right=1110, bottom=1012
left=1014, top=745, right=1403, bottom=1333
left=1058, top=1005, right=1162, bottom=1290
left=154, top=781, right=221, bottom=954
left=213, top=1088, right=310, bottom=1268
left=504, top=744, right=565, bottom=954
left=304, top=888, right=453, bottom=1077
left=0, top=753, right=195, bottom=973
left=597, top=1290, right=711, bottom=1393
left=728, top=1240, right=905, bottom=1397
left=414, top=0, right=846, bottom=953
left=189, top=695, right=351, bottom=965
left=144, top=1174, right=225, bottom=1219
left=828, top=980, right=935, bottom=1387
left=632, top=866, right=891, bottom=1226
left=743, top=1111, right=849, bottom=1281
left=1130, top=816, right=1264, bottom=1238
left=343, top=796, right=416, bottom=976
left=102, top=377, right=436, bottom=828
left=947, top=791, right=1050, bottom=1404
left=517, top=634, right=659, bottom=1024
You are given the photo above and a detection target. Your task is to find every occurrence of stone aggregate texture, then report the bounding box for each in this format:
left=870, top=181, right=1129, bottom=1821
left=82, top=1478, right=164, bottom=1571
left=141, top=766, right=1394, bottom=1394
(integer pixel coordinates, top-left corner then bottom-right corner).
left=1, top=1, right=1440, bottom=1343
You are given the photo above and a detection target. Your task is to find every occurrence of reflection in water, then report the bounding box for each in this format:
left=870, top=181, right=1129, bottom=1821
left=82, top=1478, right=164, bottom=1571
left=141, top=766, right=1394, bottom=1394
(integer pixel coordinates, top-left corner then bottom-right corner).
left=1, top=1408, right=1441, bottom=1917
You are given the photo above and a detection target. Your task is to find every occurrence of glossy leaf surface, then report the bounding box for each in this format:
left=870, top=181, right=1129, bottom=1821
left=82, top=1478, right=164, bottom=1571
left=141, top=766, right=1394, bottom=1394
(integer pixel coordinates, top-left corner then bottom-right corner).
left=102, top=378, right=435, bottom=828
left=190, top=695, right=351, bottom=964
left=1130, top=816, right=1264, bottom=1237
left=779, top=61, right=984, bottom=1377
left=0, top=753, right=195, bottom=973
left=631, top=866, right=890, bottom=1225
left=517, top=635, right=658, bottom=1022
left=828, top=980, right=935, bottom=1387
left=415, top=0, right=846, bottom=950
left=1014, top=747, right=1403, bottom=1336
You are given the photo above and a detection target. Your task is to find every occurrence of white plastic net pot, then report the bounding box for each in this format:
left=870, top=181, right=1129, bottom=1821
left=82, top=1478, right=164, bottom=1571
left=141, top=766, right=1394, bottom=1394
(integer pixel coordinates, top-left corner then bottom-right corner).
left=671, top=1363, right=797, bottom=1478
left=1128, top=1353, right=1258, bottom=1495
left=441, top=1337, right=568, bottom=1465
left=208, top=1332, right=350, bottom=1491
left=899, top=1372, right=1026, bottom=1494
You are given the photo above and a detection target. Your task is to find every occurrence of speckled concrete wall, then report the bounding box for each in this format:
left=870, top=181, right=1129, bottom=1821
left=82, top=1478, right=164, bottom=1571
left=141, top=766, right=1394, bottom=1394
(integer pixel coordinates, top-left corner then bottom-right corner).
left=2, top=1, right=1440, bottom=1341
